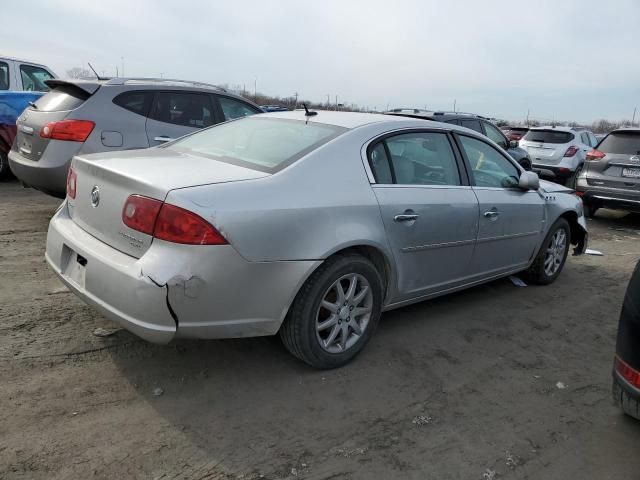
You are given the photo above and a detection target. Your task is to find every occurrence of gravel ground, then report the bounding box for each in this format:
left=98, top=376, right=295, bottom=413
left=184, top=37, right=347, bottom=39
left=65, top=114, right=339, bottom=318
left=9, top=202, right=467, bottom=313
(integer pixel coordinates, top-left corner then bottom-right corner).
left=1, top=178, right=639, bottom=480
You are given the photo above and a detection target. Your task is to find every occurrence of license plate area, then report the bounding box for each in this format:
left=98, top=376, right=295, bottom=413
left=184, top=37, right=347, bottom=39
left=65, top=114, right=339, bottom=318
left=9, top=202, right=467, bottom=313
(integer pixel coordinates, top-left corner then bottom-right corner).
left=62, top=246, right=87, bottom=288
left=622, top=168, right=640, bottom=178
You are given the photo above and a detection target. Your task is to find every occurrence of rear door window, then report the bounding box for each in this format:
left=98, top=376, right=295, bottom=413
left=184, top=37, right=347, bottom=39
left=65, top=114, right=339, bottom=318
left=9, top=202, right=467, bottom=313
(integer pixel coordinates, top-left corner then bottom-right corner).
left=0, top=62, right=9, bottom=90
left=19, top=64, right=54, bottom=92
left=587, top=132, right=598, bottom=147
left=217, top=96, right=261, bottom=121
left=580, top=132, right=590, bottom=145
left=150, top=92, right=214, bottom=128
left=113, top=91, right=153, bottom=117
left=597, top=132, right=640, bottom=155
left=522, top=129, right=574, bottom=144
left=459, top=119, right=483, bottom=133
left=371, top=132, right=461, bottom=186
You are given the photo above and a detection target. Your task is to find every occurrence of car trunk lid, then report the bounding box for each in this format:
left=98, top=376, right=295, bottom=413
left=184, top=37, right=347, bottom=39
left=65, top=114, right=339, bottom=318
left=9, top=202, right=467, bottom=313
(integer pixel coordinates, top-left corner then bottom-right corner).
left=68, top=147, right=269, bottom=258
left=586, top=131, right=640, bottom=190
left=521, top=129, right=575, bottom=165
left=13, top=81, right=94, bottom=161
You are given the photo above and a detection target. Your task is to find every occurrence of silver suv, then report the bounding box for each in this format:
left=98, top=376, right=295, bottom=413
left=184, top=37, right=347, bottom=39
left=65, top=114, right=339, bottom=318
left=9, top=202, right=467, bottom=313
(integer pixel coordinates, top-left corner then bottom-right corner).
left=9, top=78, right=262, bottom=197
left=576, top=128, right=640, bottom=217
left=519, top=126, right=598, bottom=187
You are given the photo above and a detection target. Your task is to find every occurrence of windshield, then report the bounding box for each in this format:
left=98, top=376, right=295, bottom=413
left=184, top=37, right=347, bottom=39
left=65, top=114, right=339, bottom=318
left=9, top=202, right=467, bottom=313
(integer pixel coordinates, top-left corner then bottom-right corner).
left=522, top=129, right=574, bottom=144
left=597, top=132, right=640, bottom=155
left=171, top=117, right=347, bottom=173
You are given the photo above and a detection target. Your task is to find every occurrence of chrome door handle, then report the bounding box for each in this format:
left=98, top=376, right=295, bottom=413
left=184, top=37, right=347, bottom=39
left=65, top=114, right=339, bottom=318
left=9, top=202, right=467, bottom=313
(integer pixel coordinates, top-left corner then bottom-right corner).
left=483, top=210, right=500, bottom=218
left=154, top=136, right=175, bottom=143
left=394, top=214, right=419, bottom=222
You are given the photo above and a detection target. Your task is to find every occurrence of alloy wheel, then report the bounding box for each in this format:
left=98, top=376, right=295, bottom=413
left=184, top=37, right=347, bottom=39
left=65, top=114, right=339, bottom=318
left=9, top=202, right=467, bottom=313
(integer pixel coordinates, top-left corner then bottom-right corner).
left=544, top=228, right=567, bottom=277
left=315, top=273, right=373, bottom=353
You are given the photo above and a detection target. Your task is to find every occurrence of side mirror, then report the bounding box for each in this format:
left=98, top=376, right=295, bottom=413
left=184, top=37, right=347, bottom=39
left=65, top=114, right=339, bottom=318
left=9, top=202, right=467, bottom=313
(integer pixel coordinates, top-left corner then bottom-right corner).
left=509, top=140, right=519, bottom=149
left=519, top=171, right=540, bottom=191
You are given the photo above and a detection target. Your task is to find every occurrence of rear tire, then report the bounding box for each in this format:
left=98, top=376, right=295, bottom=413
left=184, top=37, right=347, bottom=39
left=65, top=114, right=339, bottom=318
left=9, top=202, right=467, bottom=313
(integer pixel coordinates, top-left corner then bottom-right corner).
left=523, top=218, right=571, bottom=285
left=613, top=379, right=640, bottom=420
left=584, top=203, right=598, bottom=218
left=565, top=165, right=583, bottom=189
left=280, top=253, right=383, bottom=369
left=0, top=151, right=11, bottom=179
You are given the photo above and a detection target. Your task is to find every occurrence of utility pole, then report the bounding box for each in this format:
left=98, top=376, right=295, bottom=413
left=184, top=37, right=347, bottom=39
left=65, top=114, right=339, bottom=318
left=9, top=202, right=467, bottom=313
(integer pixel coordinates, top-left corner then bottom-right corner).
left=116, top=66, right=118, bottom=77
left=294, top=92, right=298, bottom=109
left=327, top=94, right=330, bottom=107
left=121, top=57, right=124, bottom=77
left=526, top=109, right=530, bottom=126
left=160, top=72, right=163, bottom=78
left=633, top=107, right=637, bottom=126
left=254, top=78, right=257, bottom=101
left=453, top=99, right=456, bottom=112
left=335, top=95, right=338, bottom=111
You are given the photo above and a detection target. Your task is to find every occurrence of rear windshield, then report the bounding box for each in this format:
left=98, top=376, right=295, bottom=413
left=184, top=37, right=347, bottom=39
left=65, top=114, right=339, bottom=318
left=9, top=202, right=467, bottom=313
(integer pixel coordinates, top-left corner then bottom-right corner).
left=522, top=129, right=574, bottom=144
left=597, top=132, right=640, bottom=155
left=33, top=85, right=90, bottom=112
left=171, top=117, right=347, bottom=173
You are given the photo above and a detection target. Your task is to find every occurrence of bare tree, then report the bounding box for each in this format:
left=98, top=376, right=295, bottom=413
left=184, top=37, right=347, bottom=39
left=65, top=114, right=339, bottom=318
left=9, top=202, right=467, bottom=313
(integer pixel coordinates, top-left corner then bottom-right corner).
left=66, top=67, right=93, bottom=79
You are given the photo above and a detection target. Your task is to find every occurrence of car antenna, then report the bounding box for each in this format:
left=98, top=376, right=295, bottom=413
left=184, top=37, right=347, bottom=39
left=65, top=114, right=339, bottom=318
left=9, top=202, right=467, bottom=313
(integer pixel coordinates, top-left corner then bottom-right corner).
left=87, top=62, right=105, bottom=80
left=303, top=103, right=317, bottom=117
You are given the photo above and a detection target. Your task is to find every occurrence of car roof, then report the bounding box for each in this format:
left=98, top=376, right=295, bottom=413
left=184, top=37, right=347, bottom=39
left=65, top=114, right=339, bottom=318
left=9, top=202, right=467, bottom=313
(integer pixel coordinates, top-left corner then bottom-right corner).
left=610, top=127, right=640, bottom=134
left=258, top=110, right=489, bottom=136
left=384, top=110, right=492, bottom=122
left=0, top=55, right=50, bottom=68
left=529, top=125, right=589, bottom=132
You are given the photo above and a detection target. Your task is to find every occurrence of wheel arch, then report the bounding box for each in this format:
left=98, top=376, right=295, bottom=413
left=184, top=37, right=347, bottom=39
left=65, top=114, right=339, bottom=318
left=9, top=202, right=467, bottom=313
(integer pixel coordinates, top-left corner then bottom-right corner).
left=280, top=242, right=396, bottom=328
left=559, top=209, right=587, bottom=254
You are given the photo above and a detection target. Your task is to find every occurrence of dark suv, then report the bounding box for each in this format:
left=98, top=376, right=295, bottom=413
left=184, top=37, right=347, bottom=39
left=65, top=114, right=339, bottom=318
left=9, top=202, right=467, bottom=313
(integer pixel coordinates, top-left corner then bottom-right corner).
left=9, top=78, right=262, bottom=197
left=385, top=110, right=532, bottom=170
left=576, top=128, right=640, bottom=217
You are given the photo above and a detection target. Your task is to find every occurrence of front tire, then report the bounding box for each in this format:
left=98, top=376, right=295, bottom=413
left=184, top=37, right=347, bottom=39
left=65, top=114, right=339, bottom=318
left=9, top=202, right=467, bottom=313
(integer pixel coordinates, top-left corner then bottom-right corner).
left=280, top=253, right=383, bottom=369
left=523, top=218, right=571, bottom=285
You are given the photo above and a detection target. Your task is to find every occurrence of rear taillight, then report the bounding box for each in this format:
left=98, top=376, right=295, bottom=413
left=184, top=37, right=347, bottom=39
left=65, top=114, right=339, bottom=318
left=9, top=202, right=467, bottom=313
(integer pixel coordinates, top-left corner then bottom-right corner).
left=586, top=149, right=606, bottom=161
left=564, top=145, right=579, bottom=157
left=154, top=203, right=228, bottom=245
left=40, top=120, right=95, bottom=142
left=66, top=167, right=77, bottom=199
left=122, top=195, right=163, bottom=235
left=615, top=356, right=640, bottom=389
left=122, top=195, right=227, bottom=245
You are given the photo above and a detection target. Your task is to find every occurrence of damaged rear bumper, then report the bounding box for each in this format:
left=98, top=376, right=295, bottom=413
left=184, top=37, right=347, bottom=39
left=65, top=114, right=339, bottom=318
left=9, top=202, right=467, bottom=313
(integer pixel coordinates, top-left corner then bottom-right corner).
left=46, top=203, right=320, bottom=344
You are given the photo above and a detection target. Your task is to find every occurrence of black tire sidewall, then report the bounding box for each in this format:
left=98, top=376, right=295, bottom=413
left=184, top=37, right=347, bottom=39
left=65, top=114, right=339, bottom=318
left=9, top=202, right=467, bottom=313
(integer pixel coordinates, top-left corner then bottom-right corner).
left=291, top=255, right=383, bottom=368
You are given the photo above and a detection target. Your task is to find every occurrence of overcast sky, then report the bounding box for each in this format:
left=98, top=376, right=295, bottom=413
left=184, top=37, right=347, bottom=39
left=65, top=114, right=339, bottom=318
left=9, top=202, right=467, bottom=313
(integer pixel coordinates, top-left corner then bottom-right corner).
left=3, top=0, right=639, bottom=123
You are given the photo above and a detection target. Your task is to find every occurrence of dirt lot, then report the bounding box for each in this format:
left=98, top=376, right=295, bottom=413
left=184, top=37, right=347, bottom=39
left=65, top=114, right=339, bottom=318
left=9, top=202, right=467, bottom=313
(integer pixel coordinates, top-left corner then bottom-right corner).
left=1, top=178, right=640, bottom=480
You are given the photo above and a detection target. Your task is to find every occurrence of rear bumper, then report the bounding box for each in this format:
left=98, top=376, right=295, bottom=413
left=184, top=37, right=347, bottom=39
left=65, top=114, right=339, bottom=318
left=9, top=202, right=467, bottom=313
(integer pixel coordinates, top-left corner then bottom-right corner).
left=613, top=368, right=640, bottom=404
left=576, top=183, right=640, bottom=213
left=46, top=203, right=320, bottom=343
left=531, top=163, right=575, bottom=180
left=8, top=144, right=76, bottom=198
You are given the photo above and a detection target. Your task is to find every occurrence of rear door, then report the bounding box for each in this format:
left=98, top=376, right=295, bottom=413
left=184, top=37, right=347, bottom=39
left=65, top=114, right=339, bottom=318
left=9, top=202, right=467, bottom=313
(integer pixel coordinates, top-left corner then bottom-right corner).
left=368, top=130, right=479, bottom=299
left=587, top=131, right=640, bottom=191
left=521, top=129, right=575, bottom=165
left=145, top=91, right=215, bottom=146
left=456, top=133, right=545, bottom=277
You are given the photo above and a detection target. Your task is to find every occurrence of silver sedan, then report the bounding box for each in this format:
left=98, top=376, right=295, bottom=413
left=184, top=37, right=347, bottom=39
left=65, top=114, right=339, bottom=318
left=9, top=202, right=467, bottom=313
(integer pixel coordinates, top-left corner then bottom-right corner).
left=45, top=111, right=588, bottom=368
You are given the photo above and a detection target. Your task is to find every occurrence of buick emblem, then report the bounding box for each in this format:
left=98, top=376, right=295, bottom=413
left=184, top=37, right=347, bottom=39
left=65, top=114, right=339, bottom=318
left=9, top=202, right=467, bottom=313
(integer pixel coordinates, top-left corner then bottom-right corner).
left=630, top=156, right=640, bottom=164
left=90, top=186, right=100, bottom=207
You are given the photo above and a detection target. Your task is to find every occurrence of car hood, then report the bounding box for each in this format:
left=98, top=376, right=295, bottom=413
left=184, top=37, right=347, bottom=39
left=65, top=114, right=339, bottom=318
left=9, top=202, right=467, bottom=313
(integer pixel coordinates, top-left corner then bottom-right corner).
left=539, top=179, right=573, bottom=194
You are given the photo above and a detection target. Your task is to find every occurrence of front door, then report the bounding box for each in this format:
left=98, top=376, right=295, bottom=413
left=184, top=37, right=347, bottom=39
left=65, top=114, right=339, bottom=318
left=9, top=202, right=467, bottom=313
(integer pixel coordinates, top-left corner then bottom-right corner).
left=145, top=91, right=214, bottom=146
left=456, top=134, right=545, bottom=277
left=368, top=131, right=479, bottom=300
